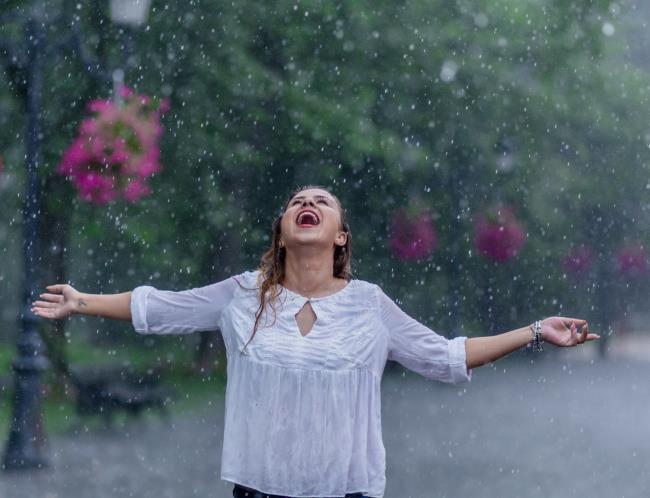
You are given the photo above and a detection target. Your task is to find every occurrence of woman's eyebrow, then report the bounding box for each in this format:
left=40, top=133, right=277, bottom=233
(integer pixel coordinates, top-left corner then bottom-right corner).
left=291, top=195, right=332, bottom=202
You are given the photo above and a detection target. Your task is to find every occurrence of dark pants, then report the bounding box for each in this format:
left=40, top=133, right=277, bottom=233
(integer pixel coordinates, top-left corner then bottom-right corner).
left=232, top=483, right=370, bottom=498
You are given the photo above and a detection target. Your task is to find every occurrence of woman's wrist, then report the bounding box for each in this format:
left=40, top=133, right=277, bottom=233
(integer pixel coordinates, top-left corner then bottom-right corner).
left=73, top=291, right=132, bottom=321
left=527, top=320, right=544, bottom=351
left=74, top=292, right=90, bottom=315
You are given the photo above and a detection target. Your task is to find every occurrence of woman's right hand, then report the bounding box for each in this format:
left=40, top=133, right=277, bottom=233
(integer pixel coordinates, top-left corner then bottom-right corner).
left=31, top=284, right=82, bottom=320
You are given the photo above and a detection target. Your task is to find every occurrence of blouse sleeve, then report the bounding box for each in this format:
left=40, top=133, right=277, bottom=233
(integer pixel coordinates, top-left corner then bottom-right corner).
left=378, top=287, right=472, bottom=384
left=130, top=276, right=238, bottom=335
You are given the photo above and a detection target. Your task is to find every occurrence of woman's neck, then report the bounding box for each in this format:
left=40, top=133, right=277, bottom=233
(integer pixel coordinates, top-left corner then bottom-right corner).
left=283, top=250, right=343, bottom=297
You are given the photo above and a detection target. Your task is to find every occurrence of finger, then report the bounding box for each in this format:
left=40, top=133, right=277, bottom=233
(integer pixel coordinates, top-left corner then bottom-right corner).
left=32, top=301, right=59, bottom=309
left=39, top=293, right=64, bottom=303
left=579, top=323, right=588, bottom=343
left=586, top=334, right=601, bottom=341
left=31, top=305, right=51, bottom=313
left=32, top=308, right=54, bottom=318
left=45, top=284, right=66, bottom=293
left=570, top=321, right=579, bottom=345
left=560, top=317, right=588, bottom=327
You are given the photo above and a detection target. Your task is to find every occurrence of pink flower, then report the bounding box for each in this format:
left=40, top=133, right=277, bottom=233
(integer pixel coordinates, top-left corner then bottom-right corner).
left=158, top=98, right=171, bottom=114
left=117, top=85, right=135, bottom=99
left=74, top=173, right=118, bottom=205
left=137, top=94, right=151, bottom=107
left=474, top=205, right=526, bottom=263
left=79, top=118, right=99, bottom=136
left=616, top=243, right=648, bottom=278
left=563, top=245, right=595, bottom=274
left=87, top=99, right=114, bottom=114
left=57, top=87, right=169, bottom=204
left=389, top=208, right=438, bottom=261
left=57, top=139, right=91, bottom=175
left=123, top=178, right=151, bottom=202
left=136, top=147, right=161, bottom=177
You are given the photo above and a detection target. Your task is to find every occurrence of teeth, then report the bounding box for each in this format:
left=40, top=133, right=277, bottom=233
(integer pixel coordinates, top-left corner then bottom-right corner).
left=297, top=211, right=319, bottom=225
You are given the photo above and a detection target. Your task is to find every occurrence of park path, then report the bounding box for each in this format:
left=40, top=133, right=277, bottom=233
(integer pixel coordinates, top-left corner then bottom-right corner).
left=1, top=343, right=649, bottom=498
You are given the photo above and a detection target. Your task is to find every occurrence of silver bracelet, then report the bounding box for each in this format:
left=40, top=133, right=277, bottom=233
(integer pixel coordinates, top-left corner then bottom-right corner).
left=527, top=320, right=543, bottom=352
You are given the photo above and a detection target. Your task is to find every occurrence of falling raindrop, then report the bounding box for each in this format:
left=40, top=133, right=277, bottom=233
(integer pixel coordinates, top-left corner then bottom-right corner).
left=439, top=60, right=459, bottom=83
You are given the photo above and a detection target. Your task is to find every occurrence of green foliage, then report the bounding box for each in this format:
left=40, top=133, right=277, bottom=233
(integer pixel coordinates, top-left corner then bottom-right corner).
left=0, top=0, right=648, bottom=350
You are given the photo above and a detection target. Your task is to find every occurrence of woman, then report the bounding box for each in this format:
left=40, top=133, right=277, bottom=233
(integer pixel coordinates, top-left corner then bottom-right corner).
left=31, top=185, right=599, bottom=498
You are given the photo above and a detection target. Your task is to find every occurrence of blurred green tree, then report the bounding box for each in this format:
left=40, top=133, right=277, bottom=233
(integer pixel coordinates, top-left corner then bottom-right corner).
left=0, top=0, right=648, bottom=373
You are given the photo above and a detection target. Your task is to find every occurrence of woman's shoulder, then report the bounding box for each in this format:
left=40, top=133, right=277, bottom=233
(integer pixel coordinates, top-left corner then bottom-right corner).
left=231, top=269, right=262, bottom=290
left=349, top=278, right=399, bottom=309
left=348, top=277, right=382, bottom=306
left=350, top=276, right=378, bottom=291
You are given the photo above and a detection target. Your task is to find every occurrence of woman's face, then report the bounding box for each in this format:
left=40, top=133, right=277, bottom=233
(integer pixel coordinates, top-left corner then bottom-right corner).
left=279, top=188, right=347, bottom=251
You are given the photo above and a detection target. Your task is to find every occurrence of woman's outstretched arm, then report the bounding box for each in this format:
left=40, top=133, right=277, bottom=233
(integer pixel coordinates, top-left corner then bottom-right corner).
left=31, top=284, right=132, bottom=321
left=465, top=317, right=600, bottom=369
left=33, top=276, right=241, bottom=335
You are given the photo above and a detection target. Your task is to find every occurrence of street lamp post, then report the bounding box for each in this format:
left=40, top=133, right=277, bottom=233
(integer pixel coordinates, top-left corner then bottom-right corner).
left=2, top=15, right=49, bottom=470
left=1, top=1, right=151, bottom=471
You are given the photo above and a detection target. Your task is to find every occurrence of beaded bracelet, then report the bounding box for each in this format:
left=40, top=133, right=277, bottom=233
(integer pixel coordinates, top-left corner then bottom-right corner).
left=527, top=320, right=544, bottom=352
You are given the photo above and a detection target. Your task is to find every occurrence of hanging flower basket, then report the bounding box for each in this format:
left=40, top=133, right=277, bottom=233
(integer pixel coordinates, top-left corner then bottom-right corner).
left=389, top=207, right=438, bottom=261
left=473, top=205, right=525, bottom=263
left=57, top=85, right=169, bottom=204
left=563, top=244, right=595, bottom=274
left=615, top=243, right=648, bottom=278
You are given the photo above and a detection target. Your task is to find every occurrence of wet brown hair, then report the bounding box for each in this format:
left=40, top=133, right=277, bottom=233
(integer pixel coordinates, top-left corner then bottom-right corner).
left=236, top=185, right=352, bottom=350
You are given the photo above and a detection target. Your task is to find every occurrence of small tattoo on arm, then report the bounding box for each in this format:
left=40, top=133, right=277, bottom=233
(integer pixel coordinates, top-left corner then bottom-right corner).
left=79, top=299, right=87, bottom=308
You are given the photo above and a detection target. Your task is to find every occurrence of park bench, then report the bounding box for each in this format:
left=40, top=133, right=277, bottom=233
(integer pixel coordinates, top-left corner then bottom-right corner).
left=69, top=364, right=176, bottom=426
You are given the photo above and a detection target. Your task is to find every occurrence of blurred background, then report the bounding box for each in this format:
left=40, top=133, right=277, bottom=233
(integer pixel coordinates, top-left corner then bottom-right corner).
left=1, top=0, right=649, bottom=497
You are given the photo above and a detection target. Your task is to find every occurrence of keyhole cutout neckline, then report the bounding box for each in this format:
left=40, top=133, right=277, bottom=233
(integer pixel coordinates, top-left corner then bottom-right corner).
left=281, top=279, right=352, bottom=338
left=294, top=301, right=318, bottom=337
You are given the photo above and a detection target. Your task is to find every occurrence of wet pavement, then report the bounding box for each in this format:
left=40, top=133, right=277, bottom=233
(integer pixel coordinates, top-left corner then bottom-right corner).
left=1, top=343, right=649, bottom=498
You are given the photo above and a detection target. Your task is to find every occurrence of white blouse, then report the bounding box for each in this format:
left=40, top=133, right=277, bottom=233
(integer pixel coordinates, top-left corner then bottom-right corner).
left=130, top=270, right=471, bottom=498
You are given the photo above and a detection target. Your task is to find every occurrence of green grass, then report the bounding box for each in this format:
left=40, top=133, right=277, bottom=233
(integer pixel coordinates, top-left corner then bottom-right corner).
left=0, top=347, right=14, bottom=376
left=0, top=332, right=228, bottom=437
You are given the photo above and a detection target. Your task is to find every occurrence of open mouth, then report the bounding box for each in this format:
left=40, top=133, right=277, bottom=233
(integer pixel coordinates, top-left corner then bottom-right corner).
left=296, top=210, right=320, bottom=227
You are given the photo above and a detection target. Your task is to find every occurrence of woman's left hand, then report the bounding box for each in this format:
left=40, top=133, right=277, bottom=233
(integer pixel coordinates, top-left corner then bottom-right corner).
left=540, top=317, right=600, bottom=347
